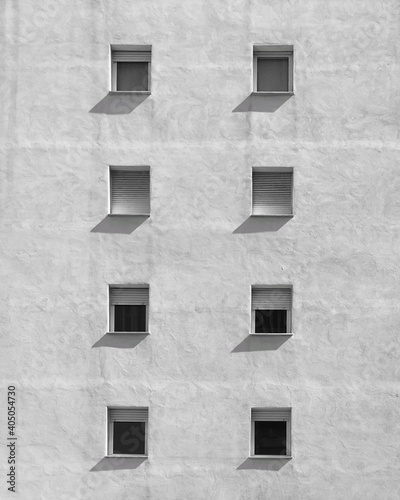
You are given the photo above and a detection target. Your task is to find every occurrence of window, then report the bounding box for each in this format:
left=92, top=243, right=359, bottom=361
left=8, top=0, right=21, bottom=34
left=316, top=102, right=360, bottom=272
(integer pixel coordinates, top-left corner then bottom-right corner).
left=109, top=286, right=149, bottom=334
left=111, top=45, right=151, bottom=92
left=251, top=286, right=292, bottom=335
left=251, top=408, right=291, bottom=457
left=252, top=168, right=293, bottom=216
left=108, top=407, right=149, bottom=456
left=110, top=167, right=150, bottom=215
left=253, top=45, right=293, bottom=93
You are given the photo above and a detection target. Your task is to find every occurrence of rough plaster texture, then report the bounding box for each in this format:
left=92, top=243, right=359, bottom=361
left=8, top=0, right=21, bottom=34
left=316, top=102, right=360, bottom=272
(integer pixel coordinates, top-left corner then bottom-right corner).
left=1, top=0, right=400, bottom=499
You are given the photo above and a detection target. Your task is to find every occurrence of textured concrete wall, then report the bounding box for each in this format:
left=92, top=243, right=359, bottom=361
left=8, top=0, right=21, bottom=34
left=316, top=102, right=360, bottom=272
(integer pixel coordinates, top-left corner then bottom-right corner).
left=1, top=0, right=400, bottom=499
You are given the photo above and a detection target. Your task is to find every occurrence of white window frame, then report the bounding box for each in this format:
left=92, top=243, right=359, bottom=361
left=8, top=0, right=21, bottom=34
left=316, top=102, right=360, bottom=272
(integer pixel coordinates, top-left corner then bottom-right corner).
left=250, top=407, right=292, bottom=458
left=253, top=45, right=294, bottom=94
left=107, top=407, right=149, bottom=457
left=251, top=166, right=294, bottom=217
left=251, top=285, right=293, bottom=336
left=108, top=284, right=150, bottom=335
left=108, top=165, right=151, bottom=216
left=110, top=44, right=152, bottom=94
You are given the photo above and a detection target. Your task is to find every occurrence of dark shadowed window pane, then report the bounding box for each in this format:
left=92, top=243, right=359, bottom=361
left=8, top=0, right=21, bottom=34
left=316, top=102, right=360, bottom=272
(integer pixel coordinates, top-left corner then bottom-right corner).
left=255, top=309, right=287, bottom=333
left=117, top=62, right=149, bottom=91
left=114, top=305, right=146, bottom=332
left=257, top=58, right=289, bottom=91
left=113, top=422, right=145, bottom=454
left=255, top=421, right=286, bottom=455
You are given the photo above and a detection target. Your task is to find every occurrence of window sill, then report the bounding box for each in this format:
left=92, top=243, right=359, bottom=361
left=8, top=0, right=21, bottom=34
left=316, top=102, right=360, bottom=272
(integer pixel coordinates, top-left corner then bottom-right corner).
left=251, top=91, right=294, bottom=96
left=107, top=331, right=150, bottom=335
left=249, top=455, right=292, bottom=459
left=106, top=454, right=148, bottom=458
left=108, top=91, right=151, bottom=95
left=251, top=214, right=294, bottom=218
left=250, top=332, right=293, bottom=337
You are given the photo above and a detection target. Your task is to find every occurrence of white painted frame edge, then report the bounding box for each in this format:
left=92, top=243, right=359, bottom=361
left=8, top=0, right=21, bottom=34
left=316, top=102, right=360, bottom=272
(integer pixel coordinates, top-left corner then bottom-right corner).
left=108, top=165, right=151, bottom=216
left=250, top=284, right=293, bottom=335
left=106, top=406, right=149, bottom=456
left=249, top=407, right=292, bottom=457
left=109, top=44, right=152, bottom=92
left=250, top=166, right=294, bottom=217
left=252, top=45, right=294, bottom=93
left=108, top=284, right=150, bottom=334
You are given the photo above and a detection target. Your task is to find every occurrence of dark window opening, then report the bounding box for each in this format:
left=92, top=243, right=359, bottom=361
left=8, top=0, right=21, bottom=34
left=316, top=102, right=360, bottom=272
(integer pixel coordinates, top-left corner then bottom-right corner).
left=255, top=309, right=287, bottom=334
left=114, top=305, right=146, bottom=332
left=254, top=421, right=287, bottom=455
left=117, top=62, right=149, bottom=91
left=257, top=58, right=289, bottom=92
left=113, top=421, right=146, bottom=455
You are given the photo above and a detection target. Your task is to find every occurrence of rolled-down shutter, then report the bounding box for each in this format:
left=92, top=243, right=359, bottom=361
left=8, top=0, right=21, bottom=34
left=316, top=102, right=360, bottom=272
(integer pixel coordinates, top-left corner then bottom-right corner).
left=252, top=172, right=292, bottom=215
left=112, top=50, right=151, bottom=62
left=252, top=408, right=291, bottom=421
left=111, top=170, right=150, bottom=215
left=252, top=287, right=291, bottom=310
left=109, top=407, right=148, bottom=422
left=110, top=287, right=149, bottom=306
left=254, top=50, right=292, bottom=58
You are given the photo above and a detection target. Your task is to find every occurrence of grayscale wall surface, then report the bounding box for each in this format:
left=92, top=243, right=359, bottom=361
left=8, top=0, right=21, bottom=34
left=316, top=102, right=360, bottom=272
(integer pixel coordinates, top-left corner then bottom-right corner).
left=1, top=0, right=400, bottom=499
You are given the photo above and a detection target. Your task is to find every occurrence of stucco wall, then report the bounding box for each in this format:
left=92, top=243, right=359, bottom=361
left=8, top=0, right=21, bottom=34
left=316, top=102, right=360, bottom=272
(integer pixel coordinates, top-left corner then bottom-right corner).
left=1, top=0, right=400, bottom=499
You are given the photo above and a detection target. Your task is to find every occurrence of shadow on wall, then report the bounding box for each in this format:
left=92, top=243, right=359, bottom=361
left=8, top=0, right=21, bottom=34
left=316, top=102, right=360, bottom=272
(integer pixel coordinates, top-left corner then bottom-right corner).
left=91, top=457, right=147, bottom=472
left=232, top=335, right=290, bottom=353
left=92, top=333, right=149, bottom=349
left=233, top=94, right=292, bottom=113
left=233, top=216, right=292, bottom=234
left=91, top=215, right=149, bottom=234
left=237, top=457, right=291, bottom=471
left=90, top=93, right=149, bottom=114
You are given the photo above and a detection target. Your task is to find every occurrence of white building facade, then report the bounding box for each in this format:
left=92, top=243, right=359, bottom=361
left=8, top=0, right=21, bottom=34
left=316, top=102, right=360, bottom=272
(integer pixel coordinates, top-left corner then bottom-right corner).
left=1, top=0, right=400, bottom=499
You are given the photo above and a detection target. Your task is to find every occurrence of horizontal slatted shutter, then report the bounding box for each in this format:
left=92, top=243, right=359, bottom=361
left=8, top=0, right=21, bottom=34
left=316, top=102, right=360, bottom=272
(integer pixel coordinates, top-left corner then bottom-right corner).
left=252, top=408, right=291, bottom=421
left=252, top=172, right=292, bottom=215
left=253, top=45, right=293, bottom=54
left=112, top=50, right=151, bottom=62
left=111, top=170, right=150, bottom=215
left=252, top=287, right=291, bottom=310
left=110, top=287, right=149, bottom=306
left=255, top=51, right=292, bottom=58
left=109, top=408, right=148, bottom=422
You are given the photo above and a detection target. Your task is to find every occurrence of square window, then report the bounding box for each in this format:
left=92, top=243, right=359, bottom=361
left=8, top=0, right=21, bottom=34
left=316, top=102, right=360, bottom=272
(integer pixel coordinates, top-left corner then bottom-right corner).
left=252, top=168, right=293, bottom=216
left=111, top=45, right=151, bottom=92
left=110, top=167, right=150, bottom=215
left=251, top=286, right=292, bottom=335
left=253, top=45, right=293, bottom=93
left=251, top=408, right=291, bottom=457
left=108, top=407, right=148, bottom=456
left=109, top=286, right=149, bottom=333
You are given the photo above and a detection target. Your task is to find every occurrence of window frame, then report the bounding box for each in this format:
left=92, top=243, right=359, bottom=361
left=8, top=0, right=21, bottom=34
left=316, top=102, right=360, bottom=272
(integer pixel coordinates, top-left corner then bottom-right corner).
left=251, top=166, right=294, bottom=217
left=107, top=407, right=149, bottom=457
left=252, top=45, right=294, bottom=94
left=108, top=165, right=151, bottom=216
left=250, top=407, right=292, bottom=458
left=108, top=284, right=150, bottom=335
left=109, top=44, right=152, bottom=94
left=250, top=285, right=293, bottom=336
